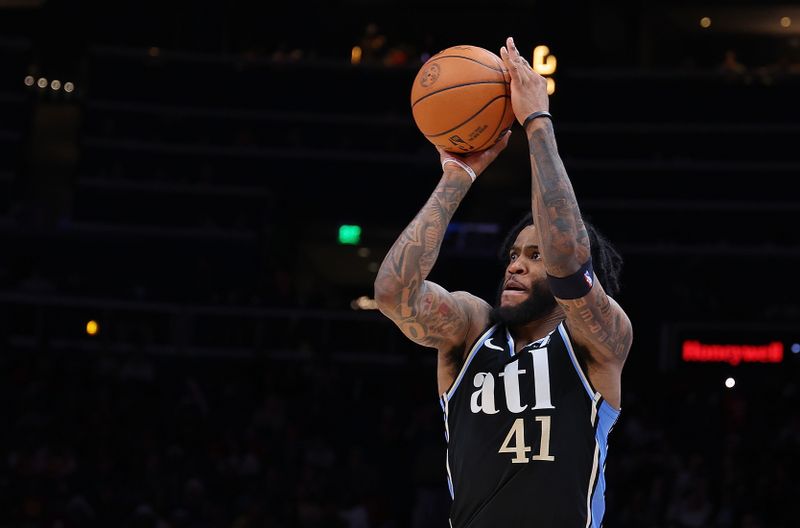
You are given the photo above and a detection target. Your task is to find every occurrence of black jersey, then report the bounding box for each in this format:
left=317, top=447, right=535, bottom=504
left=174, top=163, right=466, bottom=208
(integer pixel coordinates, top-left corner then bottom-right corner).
left=439, top=322, right=619, bottom=528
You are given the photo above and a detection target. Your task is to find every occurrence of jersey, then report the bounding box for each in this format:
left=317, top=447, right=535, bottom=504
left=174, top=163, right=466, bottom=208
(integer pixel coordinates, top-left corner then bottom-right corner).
left=439, top=321, right=620, bottom=528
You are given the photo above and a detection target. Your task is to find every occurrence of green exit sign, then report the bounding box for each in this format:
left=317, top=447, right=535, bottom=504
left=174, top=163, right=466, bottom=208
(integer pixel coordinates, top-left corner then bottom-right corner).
left=338, top=224, right=361, bottom=245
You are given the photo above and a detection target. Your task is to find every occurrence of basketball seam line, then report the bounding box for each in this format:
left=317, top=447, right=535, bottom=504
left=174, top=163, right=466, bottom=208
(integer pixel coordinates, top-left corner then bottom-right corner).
left=424, top=54, right=504, bottom=74
left=412, top=81, right=508, bottom=109
left=473, top=55, right=512, bottom=150
left=475, top=95, right=509, bottom=151
left=423, top=94, right=509, bottom=138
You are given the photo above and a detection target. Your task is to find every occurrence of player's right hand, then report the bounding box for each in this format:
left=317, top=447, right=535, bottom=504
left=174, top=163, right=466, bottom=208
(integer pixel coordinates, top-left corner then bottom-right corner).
left=437, top=129, right=512, bottom=179
left=500, top=36, right=549, bottom=126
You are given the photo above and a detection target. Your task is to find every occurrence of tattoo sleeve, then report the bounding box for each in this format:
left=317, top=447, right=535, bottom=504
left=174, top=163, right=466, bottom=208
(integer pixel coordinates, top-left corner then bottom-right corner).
left=527, top=120, right=633, bottom=363
left=527, top=119, right=590, bottom=276
left=374, top=170, right=475, bottom=348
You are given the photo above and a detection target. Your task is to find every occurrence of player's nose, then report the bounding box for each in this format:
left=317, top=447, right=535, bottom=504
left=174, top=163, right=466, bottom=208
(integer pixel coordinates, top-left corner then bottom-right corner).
left=506, top=258, right=526, bottom=275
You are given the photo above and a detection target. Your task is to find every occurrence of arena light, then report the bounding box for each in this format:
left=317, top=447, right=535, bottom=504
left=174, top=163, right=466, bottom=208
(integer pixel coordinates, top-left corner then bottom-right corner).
left=350, top=296, right=378, bottom=310
left=724, top=377, right=736, bottom=389
left=24, top=75, right=34, bottom=86
left=338, top=224, right=361, bottom=245
left=532, top=45, right=556, bottom=76
left=781, top=16, right=792, bottom=28
left=351, top=46, right=362, bottom=65
left=64, top=82, right=75, bottom=93
left=50, top=79, right=61, bottom=91
left=700, top=17, right=712, bottom=28
left=86, top=320, right=99, bottom=336
left=36, top=77, right=47, bottom=88
left=681, top=340, right=783, bottom=365
left=531, top=46, right=556, bottom=95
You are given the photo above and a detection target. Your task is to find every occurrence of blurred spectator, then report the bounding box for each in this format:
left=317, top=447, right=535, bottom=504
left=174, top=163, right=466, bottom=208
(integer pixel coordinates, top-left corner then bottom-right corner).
left=1, top=347, right=797, bottom=527
left=358, top=23, right=387, bottom=65
left=718, top=49, right=747, bottom=77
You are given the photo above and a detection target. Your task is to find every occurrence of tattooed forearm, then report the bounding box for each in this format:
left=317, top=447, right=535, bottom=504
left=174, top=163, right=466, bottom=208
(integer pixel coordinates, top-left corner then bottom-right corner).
left=527, top=120, right=590, bottom=275
left=526, top=120, right=632, bottom=364
left=376, top=171, right=471, bottom=293
left=374, top=171, right=474, bottom=346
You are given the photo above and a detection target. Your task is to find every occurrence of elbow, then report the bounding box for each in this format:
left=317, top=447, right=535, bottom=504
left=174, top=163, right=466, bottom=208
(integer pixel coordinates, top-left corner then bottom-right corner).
left=373, top=273, right=401, bottom=311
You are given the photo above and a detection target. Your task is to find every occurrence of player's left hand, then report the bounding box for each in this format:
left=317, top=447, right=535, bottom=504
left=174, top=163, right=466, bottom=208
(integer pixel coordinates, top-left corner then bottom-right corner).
left=436, top=129, right=512, bottom=179
left=500, top=36, right=549, bottom=126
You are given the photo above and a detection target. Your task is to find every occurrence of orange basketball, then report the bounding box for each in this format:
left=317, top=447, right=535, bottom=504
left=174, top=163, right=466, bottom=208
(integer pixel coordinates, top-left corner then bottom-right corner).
left=411, top=45, right=515, bottom=154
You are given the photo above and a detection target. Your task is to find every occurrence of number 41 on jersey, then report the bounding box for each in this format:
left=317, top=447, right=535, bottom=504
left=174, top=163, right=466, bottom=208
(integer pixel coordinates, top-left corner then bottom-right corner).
left=498, top=416, right=555, bottom=463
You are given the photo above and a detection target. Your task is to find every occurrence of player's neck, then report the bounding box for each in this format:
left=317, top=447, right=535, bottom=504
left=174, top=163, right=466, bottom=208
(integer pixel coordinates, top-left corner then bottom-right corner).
left=508, top=309, right=564, bottom=353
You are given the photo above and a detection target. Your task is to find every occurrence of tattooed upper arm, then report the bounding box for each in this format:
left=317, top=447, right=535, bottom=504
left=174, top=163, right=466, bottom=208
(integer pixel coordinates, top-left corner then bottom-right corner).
left=378, top=280, right=489, bottom=351
left=559, top=280, right=632, bottom=366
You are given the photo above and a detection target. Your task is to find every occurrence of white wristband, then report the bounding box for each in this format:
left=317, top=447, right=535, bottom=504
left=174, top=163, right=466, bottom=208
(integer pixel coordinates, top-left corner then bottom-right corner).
left=441, top=158, right=477, bottom=182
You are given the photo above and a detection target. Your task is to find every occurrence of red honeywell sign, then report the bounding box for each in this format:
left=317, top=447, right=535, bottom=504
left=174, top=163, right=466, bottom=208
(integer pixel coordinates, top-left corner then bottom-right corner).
left=681, top=340, right=784, bottom=365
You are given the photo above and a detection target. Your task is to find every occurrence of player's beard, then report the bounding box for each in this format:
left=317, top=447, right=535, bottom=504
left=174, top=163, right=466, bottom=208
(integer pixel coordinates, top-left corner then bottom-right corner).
left=490, top=278, right=558, bottom=327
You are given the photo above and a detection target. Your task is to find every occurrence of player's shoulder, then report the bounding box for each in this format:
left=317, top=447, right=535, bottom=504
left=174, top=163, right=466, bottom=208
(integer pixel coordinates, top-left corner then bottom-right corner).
left=450, top=291, right=492, bottom=354
left=450, top=291, right=492, bottom=319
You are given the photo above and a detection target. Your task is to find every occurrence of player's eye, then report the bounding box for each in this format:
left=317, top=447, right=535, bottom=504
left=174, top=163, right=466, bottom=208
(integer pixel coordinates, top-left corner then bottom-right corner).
left=532, top=251, right=542, bottom=260
left=509, top=253, right=518, bottom=262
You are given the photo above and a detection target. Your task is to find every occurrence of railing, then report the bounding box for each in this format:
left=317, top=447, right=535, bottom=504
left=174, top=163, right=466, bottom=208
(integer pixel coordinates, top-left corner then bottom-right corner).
left=0, top=291, right=412, bottom=363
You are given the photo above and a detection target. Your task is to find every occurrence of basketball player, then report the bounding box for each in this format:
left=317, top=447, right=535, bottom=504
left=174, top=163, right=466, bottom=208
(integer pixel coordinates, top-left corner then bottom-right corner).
left=374, top=36, right=632, bottom=527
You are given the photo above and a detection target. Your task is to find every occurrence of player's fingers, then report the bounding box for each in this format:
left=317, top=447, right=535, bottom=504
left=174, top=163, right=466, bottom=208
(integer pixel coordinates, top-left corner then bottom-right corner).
left=507, top=37, right=522, bottom=62
left=500, top=46, right=520, bottom=81
left=487, top=128, right=511, bottom=151
left=484, top=130, right=512, bottom=162
left=500, top=46, right=511, bottom=70
left=436, top=146, right=454, bottom=159
left=505, top=37, right=531, bottom=80
left=496, top=128, right=512, bottom=147
left=508, top=37, right=531, bottom=73
left=437, top=147, right=469, bottom=165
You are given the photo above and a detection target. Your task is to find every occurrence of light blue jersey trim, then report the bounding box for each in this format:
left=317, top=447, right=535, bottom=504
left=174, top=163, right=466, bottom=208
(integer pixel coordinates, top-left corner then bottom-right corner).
left=559, top=320, right=622, bottom=528
left=558, top=322, right=596, bottom=399
left=589, top=402, right=620, bottom=527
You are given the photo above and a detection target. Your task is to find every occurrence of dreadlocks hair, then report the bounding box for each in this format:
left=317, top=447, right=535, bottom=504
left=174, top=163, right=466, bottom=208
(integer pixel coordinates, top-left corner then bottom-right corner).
left=498, top=212, right=624, bottom=298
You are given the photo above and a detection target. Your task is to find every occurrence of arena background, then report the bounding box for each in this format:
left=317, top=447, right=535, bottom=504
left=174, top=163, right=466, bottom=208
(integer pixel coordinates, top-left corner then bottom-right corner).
left=1, top=0, right=798, bottom=526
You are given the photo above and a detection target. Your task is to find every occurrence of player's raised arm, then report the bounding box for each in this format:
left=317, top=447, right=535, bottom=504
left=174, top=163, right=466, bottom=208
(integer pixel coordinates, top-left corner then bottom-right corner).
left=374, top=139, right=509, bottom=352
left=500, top=37, right=632, bottom=367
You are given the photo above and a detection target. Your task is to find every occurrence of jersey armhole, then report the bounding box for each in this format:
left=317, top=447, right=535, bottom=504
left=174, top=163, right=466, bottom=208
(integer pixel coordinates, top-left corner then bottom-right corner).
left=440, top=323, right=498, bottom=402
left=559, top=322, right=622, bottom=413
left=558, top=321, right=614, bottom=404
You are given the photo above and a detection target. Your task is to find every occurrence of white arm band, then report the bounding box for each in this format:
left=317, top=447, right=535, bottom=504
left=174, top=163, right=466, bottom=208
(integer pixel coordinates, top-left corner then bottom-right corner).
left=441, top=158, right=477, bottom=182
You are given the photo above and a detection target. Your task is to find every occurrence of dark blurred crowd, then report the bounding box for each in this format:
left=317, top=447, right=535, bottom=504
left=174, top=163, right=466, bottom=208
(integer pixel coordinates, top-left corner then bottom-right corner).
left=0, top=350, right=446, bottom=528
left=2, top=9, right=800, bottom=528
left=605, top=370, right=799, bottom=528
left=1, top=347, right=797, bottom=528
